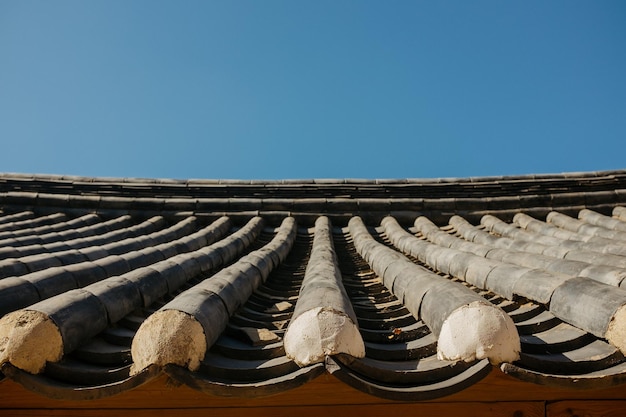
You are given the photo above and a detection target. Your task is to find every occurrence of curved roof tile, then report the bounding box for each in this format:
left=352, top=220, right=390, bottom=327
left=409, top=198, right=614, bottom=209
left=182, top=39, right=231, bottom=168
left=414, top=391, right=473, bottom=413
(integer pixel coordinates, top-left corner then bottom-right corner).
left=0, top=170, right=626, bottom=400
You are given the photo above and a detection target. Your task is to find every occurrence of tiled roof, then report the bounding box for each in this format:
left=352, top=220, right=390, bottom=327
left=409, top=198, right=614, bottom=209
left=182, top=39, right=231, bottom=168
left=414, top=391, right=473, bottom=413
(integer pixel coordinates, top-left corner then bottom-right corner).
left=0, top=170, right=626, bottom=401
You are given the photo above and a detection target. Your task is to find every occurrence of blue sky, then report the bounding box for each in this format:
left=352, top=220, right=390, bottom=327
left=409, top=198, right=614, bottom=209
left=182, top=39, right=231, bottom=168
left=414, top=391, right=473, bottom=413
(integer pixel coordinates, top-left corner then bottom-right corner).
left=0, top=1, right=624, bottom=180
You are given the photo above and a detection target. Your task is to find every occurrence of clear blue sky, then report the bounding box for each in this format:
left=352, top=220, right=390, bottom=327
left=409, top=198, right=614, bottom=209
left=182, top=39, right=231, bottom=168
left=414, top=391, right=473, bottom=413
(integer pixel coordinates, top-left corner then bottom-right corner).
left=1, top=1, right=624, bottom=180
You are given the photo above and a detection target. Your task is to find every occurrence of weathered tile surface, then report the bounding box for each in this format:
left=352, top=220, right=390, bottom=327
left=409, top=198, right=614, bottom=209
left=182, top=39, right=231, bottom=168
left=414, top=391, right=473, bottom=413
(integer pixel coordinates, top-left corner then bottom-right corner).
left=0, top=171, right=626, bottom=400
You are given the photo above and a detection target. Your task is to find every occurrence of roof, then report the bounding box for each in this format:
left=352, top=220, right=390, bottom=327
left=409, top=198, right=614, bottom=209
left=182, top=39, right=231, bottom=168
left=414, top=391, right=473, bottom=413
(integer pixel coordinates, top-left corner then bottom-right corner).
left=0, top=170, right=626, bottom=401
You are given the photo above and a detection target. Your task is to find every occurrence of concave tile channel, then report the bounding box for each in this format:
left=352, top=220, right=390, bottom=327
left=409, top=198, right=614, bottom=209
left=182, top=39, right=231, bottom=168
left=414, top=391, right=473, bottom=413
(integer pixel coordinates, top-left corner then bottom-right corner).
left=163, top=223, right=326, bottom=397
left=329, top=226, right=491, bottom=401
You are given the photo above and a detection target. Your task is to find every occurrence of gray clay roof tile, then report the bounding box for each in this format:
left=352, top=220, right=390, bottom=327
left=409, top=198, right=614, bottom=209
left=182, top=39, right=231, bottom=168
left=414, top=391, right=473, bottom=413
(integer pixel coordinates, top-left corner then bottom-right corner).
left=0, top=170, right=626, bottom=400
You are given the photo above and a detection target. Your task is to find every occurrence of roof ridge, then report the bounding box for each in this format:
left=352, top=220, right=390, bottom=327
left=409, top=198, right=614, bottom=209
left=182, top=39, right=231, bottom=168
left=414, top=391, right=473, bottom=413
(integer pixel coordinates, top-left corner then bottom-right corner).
left=0, top=168, right=625, bottom=185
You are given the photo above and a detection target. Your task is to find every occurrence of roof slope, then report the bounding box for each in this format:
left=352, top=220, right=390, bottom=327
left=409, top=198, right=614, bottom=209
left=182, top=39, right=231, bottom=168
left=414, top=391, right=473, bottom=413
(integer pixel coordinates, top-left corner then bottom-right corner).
left=0, top=170, right=626, bottom=401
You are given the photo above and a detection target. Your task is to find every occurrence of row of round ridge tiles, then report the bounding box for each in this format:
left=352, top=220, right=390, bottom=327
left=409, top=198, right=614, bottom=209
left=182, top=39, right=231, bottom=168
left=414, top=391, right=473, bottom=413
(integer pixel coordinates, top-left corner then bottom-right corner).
left=0, top=207, right=626, bottom=400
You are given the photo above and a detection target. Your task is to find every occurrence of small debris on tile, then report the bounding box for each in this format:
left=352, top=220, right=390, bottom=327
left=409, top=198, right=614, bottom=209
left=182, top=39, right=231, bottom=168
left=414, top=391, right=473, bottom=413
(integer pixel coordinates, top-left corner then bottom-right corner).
left=266, top=301, right=292, bottom=313
left=241, top=327, right=281, bottom=346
